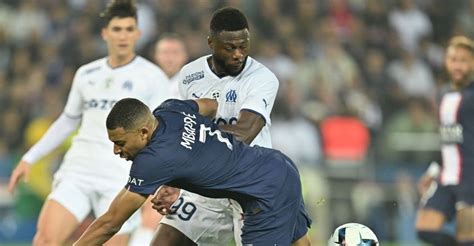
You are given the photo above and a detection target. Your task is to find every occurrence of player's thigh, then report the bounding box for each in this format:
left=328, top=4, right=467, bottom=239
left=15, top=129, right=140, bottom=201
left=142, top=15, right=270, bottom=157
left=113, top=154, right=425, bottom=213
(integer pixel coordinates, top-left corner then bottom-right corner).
left=93, top=185, right=141, bottom=236
left=34, top=199, right=80, bottom=245
left=34, top=177, right=92, bottom=244
left=416, top=208, right=447, bottom=230
left=456, top=206, right=474, bottom=241
left=141, top=196, right=163, bottom=228
left=160, top=191, right=234, bottom=244
left=416, top=184, right=454, bottom=231
left=152, top=223, right=196, bottom=246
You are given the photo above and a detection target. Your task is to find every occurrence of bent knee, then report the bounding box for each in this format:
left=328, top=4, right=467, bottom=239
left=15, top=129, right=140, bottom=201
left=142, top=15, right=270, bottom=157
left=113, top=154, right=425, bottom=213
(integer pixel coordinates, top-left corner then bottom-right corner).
left=33, top=230, right=65, bottom=246
left=416, top=209, right=445, bottom=231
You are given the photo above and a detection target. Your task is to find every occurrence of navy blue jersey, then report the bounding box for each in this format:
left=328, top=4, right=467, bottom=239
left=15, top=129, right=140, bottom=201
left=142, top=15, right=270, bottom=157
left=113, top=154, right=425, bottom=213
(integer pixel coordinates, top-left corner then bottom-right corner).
left=125, top=99, right=296, bottom=210
left=439, top=82, right=474, bottom=186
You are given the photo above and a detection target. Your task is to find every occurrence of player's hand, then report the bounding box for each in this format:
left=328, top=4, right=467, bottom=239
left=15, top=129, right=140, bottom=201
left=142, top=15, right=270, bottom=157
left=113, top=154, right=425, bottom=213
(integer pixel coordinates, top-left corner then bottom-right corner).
left=417, top=174, right=435, bottom=195
left=151, top=186, right=181, bottom=215
left=8, top=160, right=31, bottom=193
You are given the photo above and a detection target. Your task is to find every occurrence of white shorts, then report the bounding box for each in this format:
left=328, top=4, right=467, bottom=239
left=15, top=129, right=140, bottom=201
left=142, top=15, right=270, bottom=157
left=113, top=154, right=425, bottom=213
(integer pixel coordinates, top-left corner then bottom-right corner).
left=47, top=173, right=140, bottom=234
left=160, top=191, right=243, bottom=245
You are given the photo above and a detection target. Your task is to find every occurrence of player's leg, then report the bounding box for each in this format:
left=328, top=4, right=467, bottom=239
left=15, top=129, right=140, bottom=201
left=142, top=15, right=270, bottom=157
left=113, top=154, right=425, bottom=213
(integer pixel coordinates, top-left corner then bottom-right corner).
left=94, top=185, right=141, bottom=246
left=33, top=199, right=80, bottom=246
left=415, top=184, right=457, bottom=246
left=155, top=191, right=234, bottom=245
left=129, top=196, right=163, bottom=246
left=34, top=177, right=91, bottom=245
left=152, top=223, right=196, bottom=246
left=456, top=205, right=474, bottom=245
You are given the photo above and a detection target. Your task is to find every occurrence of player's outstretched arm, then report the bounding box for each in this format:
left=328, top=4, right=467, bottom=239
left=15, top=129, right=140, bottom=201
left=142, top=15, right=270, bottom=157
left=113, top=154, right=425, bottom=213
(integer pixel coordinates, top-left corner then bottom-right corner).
left=8, top=114, right=80, bottom=193
left=8, top=160, right=31, bottom=193
left=219, top=110, right=265, bottom=144
left=74, top=188, right=147, bottom=245
left=194, top=98, right=218, bottom=118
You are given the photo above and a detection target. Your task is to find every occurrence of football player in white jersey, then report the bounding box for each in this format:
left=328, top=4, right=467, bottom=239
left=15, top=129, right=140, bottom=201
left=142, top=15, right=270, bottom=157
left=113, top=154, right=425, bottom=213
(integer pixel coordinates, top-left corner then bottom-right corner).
left=129, top=32, right=189, bottom=246
left=151, top=7, right=310, bottom=246
left=7, top=1, right=170, bottom=245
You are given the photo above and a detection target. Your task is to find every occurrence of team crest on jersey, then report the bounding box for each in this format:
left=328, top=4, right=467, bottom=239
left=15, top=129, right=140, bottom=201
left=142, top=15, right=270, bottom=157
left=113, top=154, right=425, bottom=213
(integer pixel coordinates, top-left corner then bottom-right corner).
left=210, top=89, right=221, bottom=99
left=225, top=90, right=237, bottom=103
left=183, top=71, right=204, bottom=85
left=122, top=80, right=133, bottom=91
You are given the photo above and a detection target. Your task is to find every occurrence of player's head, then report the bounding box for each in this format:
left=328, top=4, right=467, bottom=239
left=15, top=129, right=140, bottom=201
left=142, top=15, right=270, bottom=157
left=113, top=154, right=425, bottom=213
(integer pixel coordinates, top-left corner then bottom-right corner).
left=154, top=33, right=188, bottom=78
left=100, top=0, right=141, bottom=60
left=106, top=98, right=156, bottom=161
left=445, top=35, right=474, bottom=89
left=208, top=7, right=250, bottom=76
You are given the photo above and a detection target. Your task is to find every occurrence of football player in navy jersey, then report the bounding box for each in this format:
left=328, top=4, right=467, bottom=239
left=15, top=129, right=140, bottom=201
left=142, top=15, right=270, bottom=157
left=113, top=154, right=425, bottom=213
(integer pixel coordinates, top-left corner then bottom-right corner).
left=415, top=36, right=474, bottom=246
left=153, top=7, right=281, bottom=246
left=74, top=98, right=311, bottom=246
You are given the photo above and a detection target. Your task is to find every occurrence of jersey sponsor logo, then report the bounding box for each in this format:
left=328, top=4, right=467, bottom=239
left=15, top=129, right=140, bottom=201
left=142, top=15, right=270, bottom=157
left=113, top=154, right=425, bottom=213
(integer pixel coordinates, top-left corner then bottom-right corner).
left=128, top=176, right=144, bottom=186
left=83, top=99, right=117, bottom=110
left=225, top=90, right=237, bottom=103
left=182, top=71, right=204, bottom=85
left=180, top=112, right=197, bottom=150
left=440, top=124, right=463, bottom=144
left=122, top=80, right=133, bottom=91
left=84, top=66, right=101, bottom=75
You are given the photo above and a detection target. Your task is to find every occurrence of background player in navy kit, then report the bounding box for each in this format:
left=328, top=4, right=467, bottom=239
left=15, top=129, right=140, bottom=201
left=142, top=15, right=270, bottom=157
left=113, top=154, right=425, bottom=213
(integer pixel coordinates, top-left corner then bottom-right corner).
left=415, top=36, right=474, bottom=246
left=7, top=1, right=170, bottom=245
left=152, top=7, right=282, bottom=246
left=73, top=98, right=311, bottom=245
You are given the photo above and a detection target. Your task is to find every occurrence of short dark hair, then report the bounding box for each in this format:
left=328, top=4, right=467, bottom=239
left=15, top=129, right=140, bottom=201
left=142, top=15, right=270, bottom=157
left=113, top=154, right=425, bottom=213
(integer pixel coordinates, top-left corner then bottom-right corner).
left=106, top=98, right=150, bottom=131
left=100, top=0, right=137, bottom=27
left=210, top=7, right=249, bottom=36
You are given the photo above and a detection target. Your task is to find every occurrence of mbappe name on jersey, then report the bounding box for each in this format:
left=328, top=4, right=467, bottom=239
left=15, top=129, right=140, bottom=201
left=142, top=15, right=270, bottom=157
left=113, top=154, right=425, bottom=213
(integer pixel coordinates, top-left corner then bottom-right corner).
left=180, top=112, right=197, bottom=150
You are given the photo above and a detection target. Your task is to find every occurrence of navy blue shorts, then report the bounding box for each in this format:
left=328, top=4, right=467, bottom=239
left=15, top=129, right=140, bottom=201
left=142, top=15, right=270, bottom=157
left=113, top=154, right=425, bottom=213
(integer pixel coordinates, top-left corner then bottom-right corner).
left=423, top=182, right=474, bottom=221
left=241, top=156, right=312, bottom=245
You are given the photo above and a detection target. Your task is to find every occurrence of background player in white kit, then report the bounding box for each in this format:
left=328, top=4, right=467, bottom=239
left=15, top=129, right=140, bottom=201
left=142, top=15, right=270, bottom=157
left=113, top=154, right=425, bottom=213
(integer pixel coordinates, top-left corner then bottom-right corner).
left=151, top=7, right=284, bottom=246
left=129, top=32, right=189, bottom=246
left=7, top=0, right=170, bottom=245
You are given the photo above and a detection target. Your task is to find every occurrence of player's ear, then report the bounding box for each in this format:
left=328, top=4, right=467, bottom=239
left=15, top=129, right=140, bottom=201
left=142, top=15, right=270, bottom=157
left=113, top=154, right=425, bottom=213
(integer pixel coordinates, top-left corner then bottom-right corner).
left=101, top=28, right=108, bottom=41
left=208, top=36, right=213, bottom=50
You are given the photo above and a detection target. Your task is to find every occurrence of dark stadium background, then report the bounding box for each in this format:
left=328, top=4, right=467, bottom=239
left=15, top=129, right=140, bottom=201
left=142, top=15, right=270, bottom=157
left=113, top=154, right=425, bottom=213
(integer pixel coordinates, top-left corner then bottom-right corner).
left=0, top=0, right=470, bottom=245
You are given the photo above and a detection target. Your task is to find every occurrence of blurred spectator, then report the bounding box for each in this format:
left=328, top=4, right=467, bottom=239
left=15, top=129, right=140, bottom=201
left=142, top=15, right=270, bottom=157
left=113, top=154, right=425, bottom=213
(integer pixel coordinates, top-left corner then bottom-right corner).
left=389, top=0, right=432, bottom=54
left=387, top=49, right=436, bottom=101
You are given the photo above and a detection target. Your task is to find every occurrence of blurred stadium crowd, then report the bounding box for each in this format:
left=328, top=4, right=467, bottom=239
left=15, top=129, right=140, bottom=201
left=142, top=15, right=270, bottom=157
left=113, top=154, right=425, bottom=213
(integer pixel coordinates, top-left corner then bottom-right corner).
left=0, top=0, right=472, bottom=244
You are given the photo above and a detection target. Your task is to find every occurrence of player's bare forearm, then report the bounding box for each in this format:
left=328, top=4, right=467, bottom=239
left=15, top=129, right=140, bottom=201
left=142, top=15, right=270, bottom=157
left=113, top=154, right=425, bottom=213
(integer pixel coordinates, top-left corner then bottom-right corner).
left=74, top=214, right=121, bottom=245
left=219, top=110, right=265, bottom=144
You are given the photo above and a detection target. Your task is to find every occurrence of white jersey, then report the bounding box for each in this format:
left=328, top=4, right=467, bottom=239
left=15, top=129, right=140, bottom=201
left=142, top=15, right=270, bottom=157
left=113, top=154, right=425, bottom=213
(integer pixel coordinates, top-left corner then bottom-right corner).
left=169, top=73, right=182, bottom=99
left=59, top=56, right=170, bottom=184
left=179, top=55, right=278, bottom=147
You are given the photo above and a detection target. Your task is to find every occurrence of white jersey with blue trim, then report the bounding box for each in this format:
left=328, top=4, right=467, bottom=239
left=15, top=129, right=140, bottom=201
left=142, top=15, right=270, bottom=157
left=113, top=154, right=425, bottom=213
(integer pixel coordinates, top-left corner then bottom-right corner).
left=178, top=55, right=279, bottom=148
left=59, top=56, right=170, bottom=182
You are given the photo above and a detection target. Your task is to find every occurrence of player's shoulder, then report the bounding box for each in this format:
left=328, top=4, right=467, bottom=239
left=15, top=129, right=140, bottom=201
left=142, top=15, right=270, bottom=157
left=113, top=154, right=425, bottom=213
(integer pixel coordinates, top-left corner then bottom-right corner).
left=243, top=57, right=278, bottom=81
left=154, top=99, right=198, bottom=115
left=133, top=56, right=166, bottom=75
left=179, top=55, right=209, bottom=85
left=76, top=57, right=107, bottom=77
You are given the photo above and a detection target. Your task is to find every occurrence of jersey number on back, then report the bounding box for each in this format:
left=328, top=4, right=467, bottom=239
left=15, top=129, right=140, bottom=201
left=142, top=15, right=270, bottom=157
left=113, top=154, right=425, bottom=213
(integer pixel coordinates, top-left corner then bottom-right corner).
left=199, top=124, right=233, bottom=150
